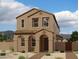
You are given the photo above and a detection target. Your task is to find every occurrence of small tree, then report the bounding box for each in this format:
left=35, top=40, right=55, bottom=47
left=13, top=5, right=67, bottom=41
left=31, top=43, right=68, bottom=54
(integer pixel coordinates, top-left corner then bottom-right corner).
left=0, top=34, right=3, bottom=41
left=70, top=31, right=78, bottom=42
left=9, top=47, right=14, bottom=52
left=18, top=56, right=25, bottom=59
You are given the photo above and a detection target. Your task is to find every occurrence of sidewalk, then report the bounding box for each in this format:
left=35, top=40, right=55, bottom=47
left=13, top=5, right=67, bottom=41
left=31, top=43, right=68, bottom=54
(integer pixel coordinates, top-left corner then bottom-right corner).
left=66, top=52, right=77, bottom=59
left=29, top=53, right=45, bottom=59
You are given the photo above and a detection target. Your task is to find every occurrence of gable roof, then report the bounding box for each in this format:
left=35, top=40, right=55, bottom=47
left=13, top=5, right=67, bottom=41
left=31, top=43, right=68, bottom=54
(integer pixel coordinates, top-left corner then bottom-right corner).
left=16, top=8, right=37, bottom=18
left=16, top=8, right=60, bottom=30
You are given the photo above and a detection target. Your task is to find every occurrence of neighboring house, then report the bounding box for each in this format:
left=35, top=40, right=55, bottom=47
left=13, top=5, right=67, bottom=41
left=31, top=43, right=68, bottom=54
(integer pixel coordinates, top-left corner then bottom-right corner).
left=13, top=8, right=60, bottom=52
left=60, top=34, right=71, bottom=40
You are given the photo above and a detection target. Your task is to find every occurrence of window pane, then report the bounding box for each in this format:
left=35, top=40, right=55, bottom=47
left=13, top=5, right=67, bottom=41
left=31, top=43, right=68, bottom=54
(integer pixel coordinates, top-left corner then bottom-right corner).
left=32, top=38, right=36, bottom=46
left=32, top=18, right=38, bottom=27
left=42, top=17, right=49, bottom=27
left=21, top=38, right=25, bottom=46
left=22, top=20, right=24, bottom=27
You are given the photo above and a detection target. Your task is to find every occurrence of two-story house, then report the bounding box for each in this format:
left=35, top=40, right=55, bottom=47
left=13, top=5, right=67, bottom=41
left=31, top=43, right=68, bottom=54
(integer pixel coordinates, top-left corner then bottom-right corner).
left=13, top=8, right=60, bottom=53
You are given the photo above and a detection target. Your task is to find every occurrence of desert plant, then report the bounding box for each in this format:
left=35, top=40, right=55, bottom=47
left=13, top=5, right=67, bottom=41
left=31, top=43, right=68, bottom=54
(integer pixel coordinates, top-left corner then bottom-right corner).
left=55, top=57, right=63, bottom=59
left=55, top=49, right=58, bottom=51
left=60, top=50, right=64, bottom=53
left=21, top=50, right=25, bottom=53
left=0, top=53, right=6, bottom=56
left=46, top=53, right=51, bottom=56
left=0, top=50, right=6, bottom=56
left=9, top=47, right=14, bottom=52
left=18, top=56, right=26, bottom=59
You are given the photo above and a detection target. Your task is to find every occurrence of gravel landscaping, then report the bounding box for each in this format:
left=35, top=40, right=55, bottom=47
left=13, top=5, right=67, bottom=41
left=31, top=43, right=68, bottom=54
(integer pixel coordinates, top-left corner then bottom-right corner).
left=0, top=50, right=77, bottom=59
left=0, top=51, right=36, bottom=59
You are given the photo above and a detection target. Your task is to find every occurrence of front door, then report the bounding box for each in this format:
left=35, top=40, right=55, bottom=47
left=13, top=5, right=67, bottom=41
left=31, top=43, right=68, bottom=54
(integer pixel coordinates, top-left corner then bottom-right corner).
left=44, top=38, right=48, bottom=51
left=40, top=35, right=48, bottom=52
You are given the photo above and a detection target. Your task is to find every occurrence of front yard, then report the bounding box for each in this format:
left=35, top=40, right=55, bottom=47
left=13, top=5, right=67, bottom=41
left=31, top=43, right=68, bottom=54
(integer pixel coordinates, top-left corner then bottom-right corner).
left=41, top=52, right=66, bottom=59
left=0, top=50, right=36, bottom=59
left=0, top=50, right=77, bottom=59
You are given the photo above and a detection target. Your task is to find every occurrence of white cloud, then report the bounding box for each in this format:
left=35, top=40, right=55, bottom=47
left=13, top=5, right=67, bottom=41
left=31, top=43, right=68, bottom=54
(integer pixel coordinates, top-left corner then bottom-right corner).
left=55, top=10, right=78, bottom=34
left=0, top=0, right=78, bottom=33
left=0, top=0, right=31, bottom=23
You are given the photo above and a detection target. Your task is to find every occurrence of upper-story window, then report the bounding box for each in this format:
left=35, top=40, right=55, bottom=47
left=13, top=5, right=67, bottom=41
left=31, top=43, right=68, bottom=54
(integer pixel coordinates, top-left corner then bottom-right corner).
left=21, top=20, right=24, bottom=27
left=32, top=18, right=38, bottom=27
left=42, top=17, right=49, bottom=27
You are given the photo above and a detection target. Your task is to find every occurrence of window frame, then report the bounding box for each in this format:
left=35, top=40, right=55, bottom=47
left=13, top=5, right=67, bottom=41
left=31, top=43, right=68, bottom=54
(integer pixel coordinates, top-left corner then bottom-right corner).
left=21, top=38, right=25, bottom=46
left=21, top=19, right=24, bottom=27
left=42, top=17, right=49, bottom=27
left=32, top=18, right=39, bottom=27
left=32, top=38, right=36, bottom=46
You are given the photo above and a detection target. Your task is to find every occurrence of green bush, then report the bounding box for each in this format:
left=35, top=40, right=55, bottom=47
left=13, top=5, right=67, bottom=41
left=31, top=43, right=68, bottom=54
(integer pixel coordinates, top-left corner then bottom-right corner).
left=0, top=53, right=6, bottom=56
left=46, top=53, right=51, bottom=56
left=55, top=57, right=63, bottom=59
left=10, top=47, right=14, bottom=52
left=55, top=49, right=58, bottom=51
left=60, top=50, right=64, bottom=53
left=18, top=56, right=25, bottom=59
left=21, top=50, right=25, bottom=53
left=0, top=50, right=6, bottom=56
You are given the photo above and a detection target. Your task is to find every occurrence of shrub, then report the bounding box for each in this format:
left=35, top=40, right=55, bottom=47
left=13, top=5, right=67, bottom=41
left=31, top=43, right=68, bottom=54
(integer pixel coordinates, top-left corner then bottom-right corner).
left=0, top=53, right=6, bottom=56
left=55, top=49, right=58, bottom=51
left=10, top=47, right=14, bottom=52
left=0, top=50, right=6, bottom=56
left=46, top=53, right=51, bottom=56
left=21, top=50, right=25, bottom=53
left=60, top=50, right=64, bottom=53
left=18, top=56, right=25, bottom=59
left=55, top=57, right=63, bottom=59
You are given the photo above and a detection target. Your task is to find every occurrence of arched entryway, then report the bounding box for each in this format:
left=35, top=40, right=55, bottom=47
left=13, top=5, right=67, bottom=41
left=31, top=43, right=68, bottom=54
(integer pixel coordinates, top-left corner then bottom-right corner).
left=40, top=35, right=49, bottom=52
left=28, top=36, right=36, bottom=52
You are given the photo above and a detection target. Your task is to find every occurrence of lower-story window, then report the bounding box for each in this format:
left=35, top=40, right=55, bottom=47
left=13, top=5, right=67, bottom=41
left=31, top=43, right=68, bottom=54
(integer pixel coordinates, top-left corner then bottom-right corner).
left=21, top=43, right=25, bottom=46
left=21, top=38, right=25, bottom=46
left=32, top=38, right=36, bottom=46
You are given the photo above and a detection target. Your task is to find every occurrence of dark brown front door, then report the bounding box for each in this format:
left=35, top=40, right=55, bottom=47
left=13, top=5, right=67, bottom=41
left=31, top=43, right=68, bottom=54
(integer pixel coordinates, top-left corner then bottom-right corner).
left=65, top=42, right=72, bottom=51
left=44, top=38, right=48, bottom=51
left=40, top=35, right=48, bottom=52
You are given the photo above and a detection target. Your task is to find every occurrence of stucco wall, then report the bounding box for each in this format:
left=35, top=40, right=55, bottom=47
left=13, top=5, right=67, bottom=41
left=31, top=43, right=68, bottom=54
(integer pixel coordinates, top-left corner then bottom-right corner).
left=0, top=41, right=13, bottom=50
left=16, top=8, right=59, bottom=34
left=14, top=29, right=55, bottom=52
left=14, top=8, right=59, bottom=52
left=72, top=41, right=78, bottom=51
left=55, top=42, right=65, bottom=51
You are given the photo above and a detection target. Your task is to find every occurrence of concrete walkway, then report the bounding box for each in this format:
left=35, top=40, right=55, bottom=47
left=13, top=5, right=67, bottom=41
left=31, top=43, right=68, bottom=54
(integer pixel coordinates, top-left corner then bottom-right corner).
left=66, top=52, right=77, bottom=59
left=29, top=53, right=45, bottom=59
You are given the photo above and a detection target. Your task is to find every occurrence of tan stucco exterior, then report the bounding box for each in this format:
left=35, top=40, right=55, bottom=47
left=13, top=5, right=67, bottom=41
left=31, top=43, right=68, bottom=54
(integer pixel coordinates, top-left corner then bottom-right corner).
left=13, top=8, right=60, bottom=53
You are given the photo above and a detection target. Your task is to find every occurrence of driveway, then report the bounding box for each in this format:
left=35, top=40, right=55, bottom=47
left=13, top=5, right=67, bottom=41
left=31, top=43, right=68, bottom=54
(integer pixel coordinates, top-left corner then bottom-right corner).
left=66, top=52, right=77, bottom=59
left=29, top=53, right=45, bottom=59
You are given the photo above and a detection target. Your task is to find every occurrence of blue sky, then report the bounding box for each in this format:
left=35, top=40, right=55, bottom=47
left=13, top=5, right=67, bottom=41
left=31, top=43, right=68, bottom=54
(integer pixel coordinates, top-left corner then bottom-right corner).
left=0, top=0, right=78, bottom=34
left=17, top=0, right=77, bottom=12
